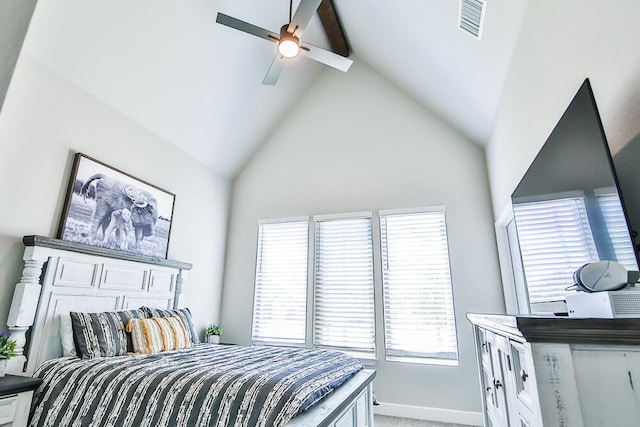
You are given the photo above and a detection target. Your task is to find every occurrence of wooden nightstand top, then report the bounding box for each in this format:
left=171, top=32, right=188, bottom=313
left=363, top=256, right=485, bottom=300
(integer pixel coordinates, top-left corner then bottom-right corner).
left=0, top=374, right=42, bottom=396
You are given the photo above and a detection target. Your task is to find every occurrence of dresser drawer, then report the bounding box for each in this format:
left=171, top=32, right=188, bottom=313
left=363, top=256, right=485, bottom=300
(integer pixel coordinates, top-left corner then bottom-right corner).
left=477, top=327, right=491, bottom=368
left=0, top=394, right=18, bottom=425
left=510, top=339, right=537, bottom=413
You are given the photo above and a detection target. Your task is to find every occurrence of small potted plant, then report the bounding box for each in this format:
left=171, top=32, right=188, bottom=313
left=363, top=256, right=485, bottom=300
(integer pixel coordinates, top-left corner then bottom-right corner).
left=0, top=331, right=17, bottom=377
left=204, top=324, right=222, bottom=344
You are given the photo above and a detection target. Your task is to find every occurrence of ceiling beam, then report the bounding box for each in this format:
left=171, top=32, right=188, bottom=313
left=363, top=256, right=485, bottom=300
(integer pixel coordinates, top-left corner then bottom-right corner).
left=317, top=0, right=349, bottom=57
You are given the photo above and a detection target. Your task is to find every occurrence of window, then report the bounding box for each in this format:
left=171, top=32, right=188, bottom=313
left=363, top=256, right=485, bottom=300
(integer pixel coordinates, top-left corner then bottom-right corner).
left=596, top=190, right=638, bottom=270
left=512, top=197, right=598, bottom=303
left=313, top=215, right=376, bottom=358
left=252, top=219, right=308, bottom=346
left=252, top=207, right=459, bottom=365
left=380, top=208, right=458, bottom=365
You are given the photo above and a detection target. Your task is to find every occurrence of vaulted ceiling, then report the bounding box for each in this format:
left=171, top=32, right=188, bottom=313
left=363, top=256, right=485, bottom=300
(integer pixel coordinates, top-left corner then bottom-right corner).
left=21, top=0, right=528, bottom=177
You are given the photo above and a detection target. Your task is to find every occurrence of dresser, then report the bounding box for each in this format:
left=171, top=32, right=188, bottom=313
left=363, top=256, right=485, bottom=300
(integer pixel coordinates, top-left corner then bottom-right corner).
left=0, top=374, right=42, bottom=427
left=467, top=314, right=640, bottom=427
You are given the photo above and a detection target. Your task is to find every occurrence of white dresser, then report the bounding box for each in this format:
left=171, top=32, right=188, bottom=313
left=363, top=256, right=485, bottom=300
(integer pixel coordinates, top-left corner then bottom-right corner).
left=0, top=375, right=42, bottom=427
left=467, top=313, right=640, bottom=427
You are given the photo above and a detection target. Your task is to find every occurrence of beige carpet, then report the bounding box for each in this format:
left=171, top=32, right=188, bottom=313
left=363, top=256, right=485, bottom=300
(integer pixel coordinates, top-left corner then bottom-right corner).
left=373, top=414, right=472, bottom=427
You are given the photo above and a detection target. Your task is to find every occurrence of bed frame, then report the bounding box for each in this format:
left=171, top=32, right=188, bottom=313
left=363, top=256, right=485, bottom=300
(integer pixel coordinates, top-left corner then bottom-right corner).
left=6, top=235, right=375, bottom=427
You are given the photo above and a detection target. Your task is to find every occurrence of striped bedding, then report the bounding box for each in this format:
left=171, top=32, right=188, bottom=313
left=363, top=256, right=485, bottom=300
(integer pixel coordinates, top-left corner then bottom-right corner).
left=29, top=345, right=363, bottom=427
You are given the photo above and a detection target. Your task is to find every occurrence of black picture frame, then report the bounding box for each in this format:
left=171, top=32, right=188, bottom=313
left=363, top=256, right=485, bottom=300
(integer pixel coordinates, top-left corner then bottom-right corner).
left=58, top=153, right=176, bottom=259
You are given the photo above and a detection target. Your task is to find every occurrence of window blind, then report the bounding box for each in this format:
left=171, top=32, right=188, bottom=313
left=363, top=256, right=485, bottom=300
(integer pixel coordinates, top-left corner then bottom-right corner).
left=313, top=217, right=376, bottom=357
left=513, top=197, right=598, bottom=303
left=597, top=192, right=638, bottom=270
left=380, top=209, right=458, bottom=364
left=252, top=220, right=309, bottom=346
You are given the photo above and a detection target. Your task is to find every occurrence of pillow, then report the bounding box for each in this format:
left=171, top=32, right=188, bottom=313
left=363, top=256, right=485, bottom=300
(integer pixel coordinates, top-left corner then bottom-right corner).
left=126, top=316, right=191, bottom=354
left=59, top=313, right=77, bottom=357
left=70, top=309, right=146, bottom=359
left=140, top=307, right=200, bottom=344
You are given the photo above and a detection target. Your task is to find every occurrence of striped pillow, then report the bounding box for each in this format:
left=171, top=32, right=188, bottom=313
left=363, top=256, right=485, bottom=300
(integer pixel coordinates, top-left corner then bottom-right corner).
left=140, top=307, right=200, bottom=344
left=70, top=309, right=146, bottom=359
left=127, top=316, right=192, bottom=354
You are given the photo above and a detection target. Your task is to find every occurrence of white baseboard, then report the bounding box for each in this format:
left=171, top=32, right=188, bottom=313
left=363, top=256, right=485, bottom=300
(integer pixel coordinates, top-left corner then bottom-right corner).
left=373, top=401, right=483, bottom=426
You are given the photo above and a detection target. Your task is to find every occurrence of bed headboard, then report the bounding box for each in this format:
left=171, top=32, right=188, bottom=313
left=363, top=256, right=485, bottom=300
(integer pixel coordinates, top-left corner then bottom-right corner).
left=6, top=235, right=192, bottom=375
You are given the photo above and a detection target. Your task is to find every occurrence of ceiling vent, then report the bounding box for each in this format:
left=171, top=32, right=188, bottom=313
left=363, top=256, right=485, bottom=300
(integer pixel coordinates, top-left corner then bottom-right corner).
left=459, top=0, right=486, bottom=39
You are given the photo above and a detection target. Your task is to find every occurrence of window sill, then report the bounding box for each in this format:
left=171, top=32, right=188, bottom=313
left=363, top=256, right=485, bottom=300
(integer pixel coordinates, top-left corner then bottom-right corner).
left=385, top=355, right=459, bottom=366
left=357, top=357, right=378, bottom=368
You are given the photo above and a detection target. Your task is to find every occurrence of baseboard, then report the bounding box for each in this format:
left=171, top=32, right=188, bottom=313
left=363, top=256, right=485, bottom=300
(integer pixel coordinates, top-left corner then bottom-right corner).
left=373, top=401, right=483, bottom=426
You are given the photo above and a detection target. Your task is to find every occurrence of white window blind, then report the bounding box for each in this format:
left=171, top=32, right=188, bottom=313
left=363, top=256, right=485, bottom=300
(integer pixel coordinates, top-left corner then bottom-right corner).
left=252, top=220, right=308, bottom=346
left=313, top=216, right=376, bottom=357
left=597, top=192, right=638, bottom=270
left=380, top=209, right=458, bottom=364
left=513, top=197, right=598, bottom=303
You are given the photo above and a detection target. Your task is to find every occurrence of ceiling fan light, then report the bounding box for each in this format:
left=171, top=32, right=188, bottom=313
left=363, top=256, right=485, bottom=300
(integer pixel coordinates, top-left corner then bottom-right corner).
left=279, top=39, right=299, bottom=58
left=278, top=25, right=300, bottom=58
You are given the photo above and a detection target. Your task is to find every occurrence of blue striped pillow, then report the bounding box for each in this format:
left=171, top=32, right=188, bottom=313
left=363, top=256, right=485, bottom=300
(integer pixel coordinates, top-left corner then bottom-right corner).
left=70, top=309, right=146, bottom=359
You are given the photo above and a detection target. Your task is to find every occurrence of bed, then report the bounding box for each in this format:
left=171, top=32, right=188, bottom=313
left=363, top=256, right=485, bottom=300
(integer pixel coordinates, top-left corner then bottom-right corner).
left=6, top=235, right=375, bottom=427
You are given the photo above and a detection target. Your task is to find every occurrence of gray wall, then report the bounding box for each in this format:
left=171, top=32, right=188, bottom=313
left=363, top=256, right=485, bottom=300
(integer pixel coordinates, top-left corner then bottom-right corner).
left=222, top=59, right=504, bottom=417
left=0, top=54, right=230, bottom=335
left=614, top=133, right=640, bottom=249
left=0, top=0, right=37, bottom=112
left=487, top=1, right=640, bottom=218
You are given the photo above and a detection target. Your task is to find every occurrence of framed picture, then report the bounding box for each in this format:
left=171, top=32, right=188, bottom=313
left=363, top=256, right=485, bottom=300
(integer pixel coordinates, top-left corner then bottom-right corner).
left=58, top=153, right=176, bottom=259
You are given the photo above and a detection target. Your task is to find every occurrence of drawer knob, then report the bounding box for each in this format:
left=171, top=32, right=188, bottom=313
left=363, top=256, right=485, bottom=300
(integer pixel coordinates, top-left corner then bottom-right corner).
left=521, top=370, right=528, bottom=382
left=494, top=379, right=503, bottom=389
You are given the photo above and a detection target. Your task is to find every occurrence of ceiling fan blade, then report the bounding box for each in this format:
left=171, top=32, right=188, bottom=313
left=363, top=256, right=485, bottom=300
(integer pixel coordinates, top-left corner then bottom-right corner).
left=299, top=42, right=353, bottom=72
left=263, top=55, right=286, bottom=85
left=216, top=13, right=279, bottom=43
left=287, top=0, right=322, bottom=37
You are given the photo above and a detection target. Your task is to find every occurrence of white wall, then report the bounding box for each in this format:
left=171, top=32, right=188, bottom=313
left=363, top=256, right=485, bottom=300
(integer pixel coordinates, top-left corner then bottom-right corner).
left=0, top=54, right=230, bottom=336
left=614, top=134, right=640, bottom=240
left=487, top=1, right=640, bottom=217
left=222, top=59, right=503, bottom=417
left=0, top=0, right=37, bottom=112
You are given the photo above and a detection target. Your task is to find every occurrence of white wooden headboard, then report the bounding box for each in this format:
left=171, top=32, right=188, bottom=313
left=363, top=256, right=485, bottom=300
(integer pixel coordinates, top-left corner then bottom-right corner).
left=6, top=235, right=192, bottom=375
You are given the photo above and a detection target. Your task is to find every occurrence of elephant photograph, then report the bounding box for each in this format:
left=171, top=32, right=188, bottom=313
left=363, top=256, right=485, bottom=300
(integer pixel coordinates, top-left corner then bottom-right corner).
left=58, top=153, right=175, bottom=259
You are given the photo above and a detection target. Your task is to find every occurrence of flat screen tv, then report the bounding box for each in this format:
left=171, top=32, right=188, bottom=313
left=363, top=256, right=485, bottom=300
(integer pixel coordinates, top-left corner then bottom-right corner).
left=511, top=79, right=639, bottom=307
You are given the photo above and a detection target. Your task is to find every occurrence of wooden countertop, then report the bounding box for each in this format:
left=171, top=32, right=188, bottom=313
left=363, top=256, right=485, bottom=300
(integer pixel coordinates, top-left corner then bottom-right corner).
left=467, top=313, right=640, bottom=345
left=0, top=374, right=42, bottom=396
left=23, top=235, right=192, bottom=270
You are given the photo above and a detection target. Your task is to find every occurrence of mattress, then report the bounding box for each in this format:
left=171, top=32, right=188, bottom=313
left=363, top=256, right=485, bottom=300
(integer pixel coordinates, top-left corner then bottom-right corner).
left=29, top=344, right=363, bottom=427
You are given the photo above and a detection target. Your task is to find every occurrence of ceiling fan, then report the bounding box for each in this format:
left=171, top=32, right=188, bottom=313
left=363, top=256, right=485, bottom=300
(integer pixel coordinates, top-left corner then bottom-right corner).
left=216, top=0, right=353, bottom=85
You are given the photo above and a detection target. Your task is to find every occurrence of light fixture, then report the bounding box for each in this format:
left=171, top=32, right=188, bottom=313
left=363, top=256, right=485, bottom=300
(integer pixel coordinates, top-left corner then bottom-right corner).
left=278, top=25, right=300, bottom=58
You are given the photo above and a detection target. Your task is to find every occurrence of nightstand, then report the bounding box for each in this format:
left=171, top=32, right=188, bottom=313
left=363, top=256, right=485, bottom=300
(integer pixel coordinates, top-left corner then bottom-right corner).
left=0, top=374, right=42, bottom=427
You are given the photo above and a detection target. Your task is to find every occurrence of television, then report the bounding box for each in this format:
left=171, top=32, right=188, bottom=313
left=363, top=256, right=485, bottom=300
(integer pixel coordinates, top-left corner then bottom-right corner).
left=510, top=78, right=639, bottom=308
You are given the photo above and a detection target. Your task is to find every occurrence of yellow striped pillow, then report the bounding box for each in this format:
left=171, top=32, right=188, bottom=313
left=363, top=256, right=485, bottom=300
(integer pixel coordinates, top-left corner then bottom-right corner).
left=126, top=316, right=192, bottom=354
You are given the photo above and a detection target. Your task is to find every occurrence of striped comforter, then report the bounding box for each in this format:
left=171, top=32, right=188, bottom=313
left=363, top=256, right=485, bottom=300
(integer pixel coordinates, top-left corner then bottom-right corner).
left=30, top=345, right=363, bottom=427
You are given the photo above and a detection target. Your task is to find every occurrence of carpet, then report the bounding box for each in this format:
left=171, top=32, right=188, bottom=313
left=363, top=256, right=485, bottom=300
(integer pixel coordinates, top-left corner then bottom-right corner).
left=373, top=414, right=472, bottom=427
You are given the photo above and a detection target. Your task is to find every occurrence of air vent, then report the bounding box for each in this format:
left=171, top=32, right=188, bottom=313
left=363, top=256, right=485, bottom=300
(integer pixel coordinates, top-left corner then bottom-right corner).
left=612, top=293, right=640, bottom=316
left=459, top=0, right=486, bottom=39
